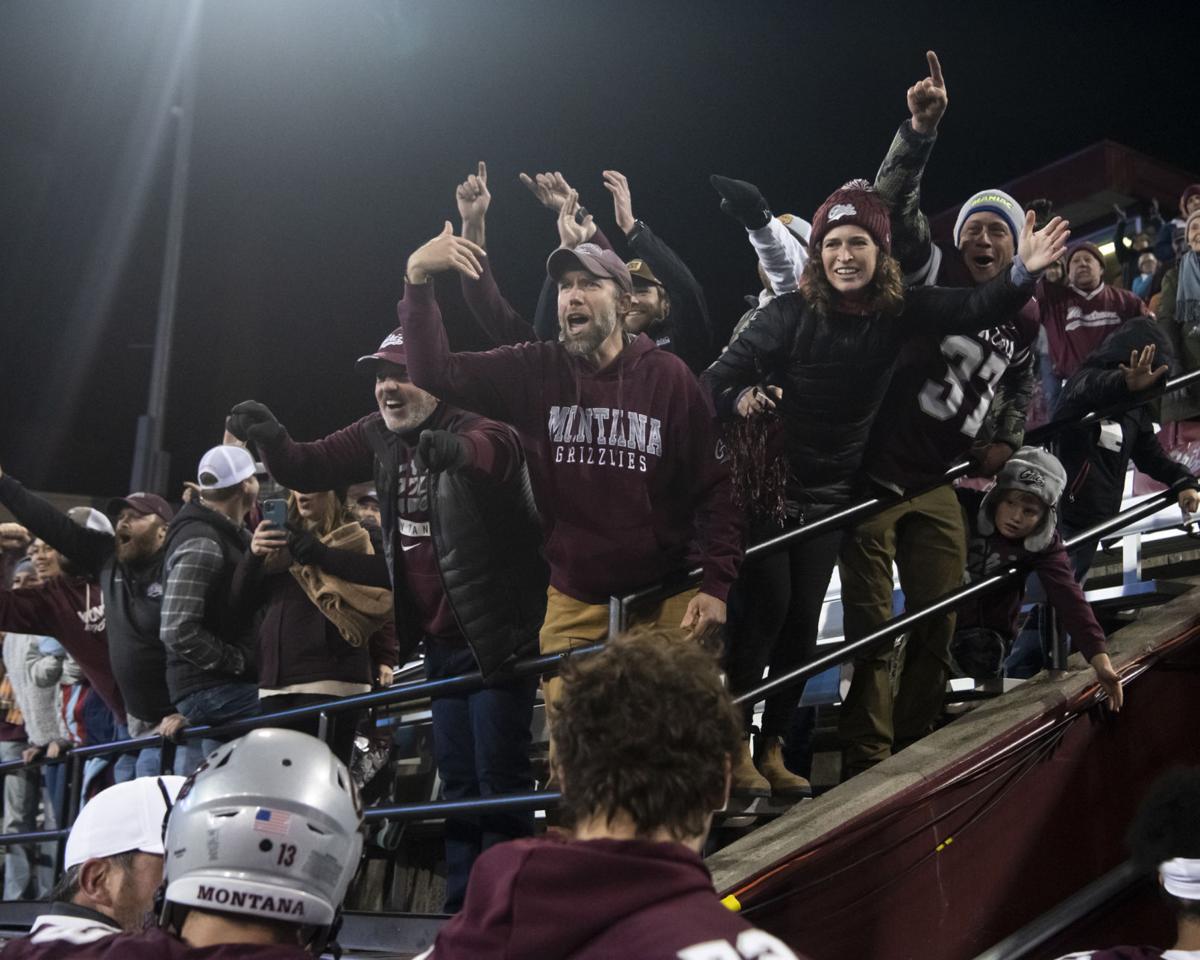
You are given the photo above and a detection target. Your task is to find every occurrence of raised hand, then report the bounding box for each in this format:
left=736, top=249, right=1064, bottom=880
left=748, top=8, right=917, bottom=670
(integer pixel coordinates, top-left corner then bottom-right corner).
left=0, top=523, right=31, bottom=552
left=907, top=50, right=947, bottom=135
left=1120, top=343, right=1169, bottom=393
left=456, top=161, right=490, bottom=248
left=602, top=170, right=636, bottom=235
left=1018, top=211, right=1071, bottom=275
left=406, top=222, right=486, bottom=283
left=557, top=189, right=596, bottom=249
left=518, top=170, right=574, bottom=212
left=228, top=401, right=286, bottom=448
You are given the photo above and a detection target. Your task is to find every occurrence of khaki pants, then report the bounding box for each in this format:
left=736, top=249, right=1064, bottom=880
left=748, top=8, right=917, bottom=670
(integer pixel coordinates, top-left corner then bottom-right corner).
left=837, top=484, right=966, bottom=776
left=538, top=585, right=699, bottom=711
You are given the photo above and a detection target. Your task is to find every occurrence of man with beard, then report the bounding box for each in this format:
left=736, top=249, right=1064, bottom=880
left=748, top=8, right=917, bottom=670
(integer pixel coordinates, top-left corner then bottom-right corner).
left=8, top=776, right=185, bottom=945
left=397, top=215, right=741, bottom=702
left=0, top=468, right=183, bottom=777
left=1037, top=240, right=1147, bottom=393
left=228, top=328, right=546, bottom=913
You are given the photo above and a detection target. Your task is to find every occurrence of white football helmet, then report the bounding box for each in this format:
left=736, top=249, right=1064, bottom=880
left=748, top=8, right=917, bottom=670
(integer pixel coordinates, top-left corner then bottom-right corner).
left=161, top=728, right=363, bottom=936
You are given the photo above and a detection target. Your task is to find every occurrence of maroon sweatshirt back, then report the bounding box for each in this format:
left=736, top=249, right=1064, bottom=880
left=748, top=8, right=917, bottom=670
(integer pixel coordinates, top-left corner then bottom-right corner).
left=401, top=282, right=742, bottom=603
left=0, top=577, right=126, bottom=724
left=419, top=834, right=805, bottom=960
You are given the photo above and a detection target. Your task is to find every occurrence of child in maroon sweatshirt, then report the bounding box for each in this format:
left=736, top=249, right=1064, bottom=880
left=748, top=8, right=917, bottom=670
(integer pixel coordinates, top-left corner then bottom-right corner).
left=952, top=447, right=1123, bottom=708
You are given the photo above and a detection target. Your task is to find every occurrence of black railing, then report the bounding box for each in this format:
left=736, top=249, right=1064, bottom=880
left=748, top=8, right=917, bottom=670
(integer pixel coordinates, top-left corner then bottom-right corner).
left=607, top=368, right=1200, bottom=634
left=0, top=370, right=1196, bottom=884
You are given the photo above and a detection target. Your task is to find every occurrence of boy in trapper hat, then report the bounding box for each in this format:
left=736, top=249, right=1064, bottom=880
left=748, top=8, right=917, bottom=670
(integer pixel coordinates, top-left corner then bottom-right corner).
left=951, top=447, right=1123, bottom=709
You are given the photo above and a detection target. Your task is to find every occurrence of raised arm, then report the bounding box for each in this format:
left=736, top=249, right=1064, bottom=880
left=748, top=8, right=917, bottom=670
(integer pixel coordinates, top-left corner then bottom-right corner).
left=227, top=404, right=376, bottom=493
left=907, top=212, right=1070, bottom=336
left=455, top=161, right=539, bottom=346
left=402, top=225, right=541, bottom=425
left=605, top=169, right=713, bottom=370
left=873, top=51, right=947, bottom=281
left=0, top=470, right=112, bottom=575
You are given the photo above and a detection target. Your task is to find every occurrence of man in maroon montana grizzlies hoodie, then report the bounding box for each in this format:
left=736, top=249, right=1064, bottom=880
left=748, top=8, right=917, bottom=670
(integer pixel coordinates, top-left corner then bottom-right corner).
left=415, top=631, right=807, bottom=960
left=400, top=218, right=742, bottom=700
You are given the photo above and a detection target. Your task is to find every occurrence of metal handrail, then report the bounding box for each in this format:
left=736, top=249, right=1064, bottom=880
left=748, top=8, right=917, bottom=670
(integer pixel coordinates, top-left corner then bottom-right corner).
left=0, top=486, right=1183, bottom=858
left=607, top=368, right=1200, bottom=634
left=731, top=483, right=1187, bottom=709
left=0, top=643, right=605, bottom=774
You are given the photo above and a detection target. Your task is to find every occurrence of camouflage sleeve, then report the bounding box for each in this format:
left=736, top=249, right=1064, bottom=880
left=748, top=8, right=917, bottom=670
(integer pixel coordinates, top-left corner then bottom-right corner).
left=873, top=120, right=939, bottom=280
left=972, top=348, right=1034, bottom=455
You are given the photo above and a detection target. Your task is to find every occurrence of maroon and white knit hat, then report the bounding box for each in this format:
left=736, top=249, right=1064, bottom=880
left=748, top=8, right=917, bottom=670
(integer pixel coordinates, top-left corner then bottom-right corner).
left=1067, top=241, right=1106, bottom=271
left=809, top=179, right=892, bottom=255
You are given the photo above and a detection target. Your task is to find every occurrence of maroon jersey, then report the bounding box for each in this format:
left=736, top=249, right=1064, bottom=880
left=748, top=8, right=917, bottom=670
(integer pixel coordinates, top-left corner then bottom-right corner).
left=1, top=926, right=309, bottom=960
left=415, top=834, right=807, bottom=960
left=864, top=304, right=1039, bottom=493
left=1038, top=280, right=1147, bottom=379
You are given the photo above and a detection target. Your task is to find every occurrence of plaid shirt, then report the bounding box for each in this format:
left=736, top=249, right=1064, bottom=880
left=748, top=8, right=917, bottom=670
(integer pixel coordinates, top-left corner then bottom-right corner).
left=160, top=537, right=246, bottom=676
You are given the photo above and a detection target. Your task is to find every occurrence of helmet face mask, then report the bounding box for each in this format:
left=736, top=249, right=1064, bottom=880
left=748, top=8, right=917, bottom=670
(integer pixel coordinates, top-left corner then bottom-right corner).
left=159, top=729, right=364, bottom=940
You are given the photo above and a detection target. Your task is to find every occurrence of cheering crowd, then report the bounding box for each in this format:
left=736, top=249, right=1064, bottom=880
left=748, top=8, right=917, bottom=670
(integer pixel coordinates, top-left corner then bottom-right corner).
left=1, top=48, right=1200, bottom=958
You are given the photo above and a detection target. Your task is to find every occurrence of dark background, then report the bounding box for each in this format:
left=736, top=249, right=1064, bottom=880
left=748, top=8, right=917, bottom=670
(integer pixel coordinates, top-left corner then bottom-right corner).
left=2, top=0, right=1198, bottom=496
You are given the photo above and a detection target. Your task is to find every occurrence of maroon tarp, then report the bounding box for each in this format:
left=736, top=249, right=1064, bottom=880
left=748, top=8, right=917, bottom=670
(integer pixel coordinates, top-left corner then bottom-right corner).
left=723, top=630, right=1200, bottom=960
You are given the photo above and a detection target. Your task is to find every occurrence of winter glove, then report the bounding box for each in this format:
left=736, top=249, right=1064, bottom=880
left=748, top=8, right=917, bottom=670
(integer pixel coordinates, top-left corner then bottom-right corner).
left=228, top=400, right=286, bottom=448
left=710, top=174, right=771, bottom=231
left=417, top=429, right=471, bottom=473
left=287, top=528, right=328, bottom=567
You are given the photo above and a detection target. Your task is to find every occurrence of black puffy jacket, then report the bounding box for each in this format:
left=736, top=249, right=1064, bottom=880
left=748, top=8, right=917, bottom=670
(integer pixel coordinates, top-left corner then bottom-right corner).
left=362, top=412, right=547, bottom=676
left=256, top=406, right=547, bottom=679
left=702, top=267, right=1035, bottom=506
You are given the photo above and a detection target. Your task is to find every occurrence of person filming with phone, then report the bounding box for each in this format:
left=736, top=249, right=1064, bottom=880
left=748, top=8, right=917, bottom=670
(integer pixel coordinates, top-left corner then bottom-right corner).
left=233, top=489, right=398, bottom=763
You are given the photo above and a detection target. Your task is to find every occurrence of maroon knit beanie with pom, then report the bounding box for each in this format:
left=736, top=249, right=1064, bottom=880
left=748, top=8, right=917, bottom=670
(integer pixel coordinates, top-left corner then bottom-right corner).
left=809, top=179, right=892, bottom=255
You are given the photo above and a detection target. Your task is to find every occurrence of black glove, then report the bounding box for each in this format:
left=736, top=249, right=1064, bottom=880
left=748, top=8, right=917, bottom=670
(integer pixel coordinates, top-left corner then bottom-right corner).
left=417, top=429, right=471, bottom=473
left=710, top=174, right=771, bottom=231
left=228, top=400, right=286, bottom=448
left=287, top=528, right=327, bottom=566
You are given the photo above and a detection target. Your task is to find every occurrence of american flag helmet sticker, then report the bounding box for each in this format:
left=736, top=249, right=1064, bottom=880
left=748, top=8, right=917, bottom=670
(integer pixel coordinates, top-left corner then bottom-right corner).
left=253, top=808, right=291, bottom=836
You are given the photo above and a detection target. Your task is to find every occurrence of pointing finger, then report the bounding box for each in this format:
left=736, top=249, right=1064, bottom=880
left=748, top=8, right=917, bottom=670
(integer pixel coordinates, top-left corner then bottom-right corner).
left=477, top=160, right=487, bottom=182
left=927, top=50, right=944, bottom=86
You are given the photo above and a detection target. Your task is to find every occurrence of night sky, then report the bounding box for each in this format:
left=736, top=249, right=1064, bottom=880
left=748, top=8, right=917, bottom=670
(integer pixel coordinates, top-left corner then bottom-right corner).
left=2, top=0, right=1198, bottom=497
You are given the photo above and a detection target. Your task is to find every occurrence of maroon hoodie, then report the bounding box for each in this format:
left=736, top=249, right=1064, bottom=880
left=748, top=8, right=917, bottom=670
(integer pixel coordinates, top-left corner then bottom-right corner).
left=401, top=281, right=743, bottom=603
left=418, top=835, right=805, bottom=960
left=0, top=576, right=126, bottom=724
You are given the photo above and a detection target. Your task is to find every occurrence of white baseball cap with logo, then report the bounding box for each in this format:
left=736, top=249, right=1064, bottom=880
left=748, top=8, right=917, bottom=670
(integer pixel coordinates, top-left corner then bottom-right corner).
left=196, top=445, right=256, bottom=492
left=65, top=776, right=187, bottom=869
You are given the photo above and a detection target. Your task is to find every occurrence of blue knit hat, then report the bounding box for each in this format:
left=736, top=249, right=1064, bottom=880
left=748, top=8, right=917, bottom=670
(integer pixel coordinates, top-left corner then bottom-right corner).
left=954, top=189, right=1024, bottom=247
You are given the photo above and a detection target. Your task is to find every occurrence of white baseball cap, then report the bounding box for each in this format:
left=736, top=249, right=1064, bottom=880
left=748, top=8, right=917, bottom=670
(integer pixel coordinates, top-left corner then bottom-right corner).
left=65, top=775, right=187, bottom=869
left=66, top=506, right=114, bottom=536
left=196, top=445, right=256, bottom=491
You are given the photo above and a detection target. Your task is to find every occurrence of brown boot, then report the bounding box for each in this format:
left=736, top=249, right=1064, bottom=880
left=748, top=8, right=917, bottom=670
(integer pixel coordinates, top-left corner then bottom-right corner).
left=756, top=737, right=812, bottom=799
left=730, top=738, right=770, bottom=798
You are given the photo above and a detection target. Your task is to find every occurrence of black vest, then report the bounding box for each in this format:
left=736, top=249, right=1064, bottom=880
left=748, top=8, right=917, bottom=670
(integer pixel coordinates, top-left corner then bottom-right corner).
left=364, top=409, right=547, bottom=677
left=161, top=501, right=257, bottom=702
left=100, top=551, right=174, bottom=722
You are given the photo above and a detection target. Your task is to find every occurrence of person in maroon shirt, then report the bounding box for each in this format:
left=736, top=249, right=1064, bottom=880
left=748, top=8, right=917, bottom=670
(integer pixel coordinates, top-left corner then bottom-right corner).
left=1038, top=240, right=1148, bottom=390
left=397, top=215, right=742, bottom=704
left=229, top=330, right=546, bottom=913
left=416, top=630, right=807, bottom=960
